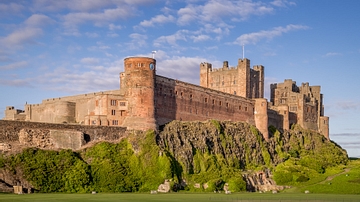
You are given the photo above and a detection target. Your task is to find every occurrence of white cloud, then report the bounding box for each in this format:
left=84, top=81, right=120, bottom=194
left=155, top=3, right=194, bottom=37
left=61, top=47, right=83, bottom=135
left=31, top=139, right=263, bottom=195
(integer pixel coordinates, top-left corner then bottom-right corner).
left=80, top=58, right=100, bottom=65
left=0, top=27, right=43, bottom=48
left=154, top=30, right=188, bottom=47
left=32, top=0, right=153, bottom=12
left=0, top=14, right=54, bottom=49
left=109, top=23, right=122, bottom=30
left=24, top=14, right=55, bottom=27
left=177, top=0, right=274, bottom=25
left=271, top=0, right=297, bottom=7
left=31, top=59, right=125, bottom=93
left=126, top=33, right=148, bottom=49
left=0, top=61, right=28, bottom=70
left=157, top=56, right=207, bottom=85
left=324, top=52, right=342, bottom=57
left=336, top=101, right=359, bottom=110
left=0, top=2, right=24, bottom=14
left=0, top=78, right=32, bottom=87
left=177, top=5, right=199, bottom=25
left=85, top=32, right=99, bottom=38
left=190, top=34, right=211, bottom=42
left=62, top=6, right=136, bottom=34
left=140, top=15, right=175, bottom=27
left=107, top=33, right=119, bottom=37
left=235, top=24, right=309, bottom=45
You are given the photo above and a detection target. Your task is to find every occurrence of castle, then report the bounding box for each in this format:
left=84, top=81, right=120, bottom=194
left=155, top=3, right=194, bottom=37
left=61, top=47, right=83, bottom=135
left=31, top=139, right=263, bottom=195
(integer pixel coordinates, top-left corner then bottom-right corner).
left=3, top=57, right=329, bottom=140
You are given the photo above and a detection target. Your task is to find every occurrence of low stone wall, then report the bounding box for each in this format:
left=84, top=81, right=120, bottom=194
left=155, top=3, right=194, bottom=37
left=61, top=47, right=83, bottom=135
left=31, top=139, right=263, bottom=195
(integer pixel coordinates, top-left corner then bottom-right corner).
left=0, top=120, right=128, bottom=151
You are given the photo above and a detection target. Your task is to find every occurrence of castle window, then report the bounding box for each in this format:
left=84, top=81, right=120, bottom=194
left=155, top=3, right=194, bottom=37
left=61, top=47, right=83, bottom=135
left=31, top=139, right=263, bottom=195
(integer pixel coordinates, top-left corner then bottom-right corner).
left=190, top=94, right=193, bottom=99
left=137, top=63, right=141, bottom=67
left=204, top=98, right=208, bottom=103
left=290, top=106, right=297, bottom=111
left=120, top=110, right=125, bottom=116
left=180, top=92, right=183, bottom=97
left=91, top=120, right=96, bottom=125
left=226, top=103, right=229, bottom=108
left=245, top=107, right=248, bottom=111
left=212, top=99, right=215, bottom=105
left=119, top=102, right=126, bottom=106
left=110, top=100, right=117, bottom=106
left=112, top=120, right=118, bottom=125
left=239, top=106, right=242, bottom=110
left=219, top=101, right=222, bottom=106
left=111, top=109, right=116, bottom=115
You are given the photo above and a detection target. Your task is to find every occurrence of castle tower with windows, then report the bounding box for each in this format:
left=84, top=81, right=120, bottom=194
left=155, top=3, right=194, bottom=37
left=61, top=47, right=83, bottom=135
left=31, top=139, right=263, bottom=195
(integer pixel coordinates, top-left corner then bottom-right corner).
left=200, top=59, right=264, bottom=99
left=120, top=57, right=157, bottom=130
left=270, top=79, right=329, bottom=139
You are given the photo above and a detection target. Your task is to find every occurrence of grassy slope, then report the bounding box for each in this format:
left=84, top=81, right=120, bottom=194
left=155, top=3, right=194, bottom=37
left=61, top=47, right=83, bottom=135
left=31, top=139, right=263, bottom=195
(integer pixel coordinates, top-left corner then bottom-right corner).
left=283, top=159, right=360, bottom=194
left=0, top=193, right=359, bottom=202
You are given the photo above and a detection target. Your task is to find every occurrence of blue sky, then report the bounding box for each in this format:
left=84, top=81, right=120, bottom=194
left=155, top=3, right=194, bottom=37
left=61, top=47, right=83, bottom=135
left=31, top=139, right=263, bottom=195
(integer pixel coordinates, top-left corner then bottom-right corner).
left=1, top=0, right=359, bottom=157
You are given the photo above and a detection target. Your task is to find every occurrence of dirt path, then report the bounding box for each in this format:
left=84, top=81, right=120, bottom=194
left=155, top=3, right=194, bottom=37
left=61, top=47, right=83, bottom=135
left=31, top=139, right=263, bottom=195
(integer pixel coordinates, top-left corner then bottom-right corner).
left=319, top=168, right=351, bottom=184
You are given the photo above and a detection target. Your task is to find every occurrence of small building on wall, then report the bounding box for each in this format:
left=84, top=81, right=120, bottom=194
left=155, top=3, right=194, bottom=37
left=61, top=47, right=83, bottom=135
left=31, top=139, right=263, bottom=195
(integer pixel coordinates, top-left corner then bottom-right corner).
left=3, top=57, right=329, bottom=140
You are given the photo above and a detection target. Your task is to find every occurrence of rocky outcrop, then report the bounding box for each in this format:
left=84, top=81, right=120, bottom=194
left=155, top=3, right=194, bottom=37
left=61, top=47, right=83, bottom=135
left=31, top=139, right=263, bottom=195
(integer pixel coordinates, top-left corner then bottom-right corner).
left=0, top=168, right=33, bottom=193
left=157, top=120, right=267, bottom=172
left=243, top=170, right=287, bottom=192
left=157, top=180, right=171, bottom=193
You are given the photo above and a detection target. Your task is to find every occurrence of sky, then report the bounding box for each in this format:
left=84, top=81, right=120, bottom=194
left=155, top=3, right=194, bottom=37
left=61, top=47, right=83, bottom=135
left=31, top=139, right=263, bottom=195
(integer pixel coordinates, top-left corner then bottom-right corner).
left=0, top=0, right=359, bottom=157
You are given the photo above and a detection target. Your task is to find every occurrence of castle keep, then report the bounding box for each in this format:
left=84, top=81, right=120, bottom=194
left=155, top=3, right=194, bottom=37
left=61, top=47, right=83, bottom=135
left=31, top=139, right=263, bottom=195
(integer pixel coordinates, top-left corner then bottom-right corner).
left=3, top=57, right=329, bottom=139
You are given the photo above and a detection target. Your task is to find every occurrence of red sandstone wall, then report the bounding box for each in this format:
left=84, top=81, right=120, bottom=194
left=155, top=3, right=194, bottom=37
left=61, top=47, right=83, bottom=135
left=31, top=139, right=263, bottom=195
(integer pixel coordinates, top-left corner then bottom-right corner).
left=154, top=75, right=255, bottom=126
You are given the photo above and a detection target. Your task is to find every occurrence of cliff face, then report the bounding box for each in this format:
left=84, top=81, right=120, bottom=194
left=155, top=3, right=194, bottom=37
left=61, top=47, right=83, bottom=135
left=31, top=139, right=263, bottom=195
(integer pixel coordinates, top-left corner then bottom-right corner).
left=0, top=120, right=348, bottom=193
left=157, top=121, right=267, bottom=172
left=157, top=121, right=347, bottom=190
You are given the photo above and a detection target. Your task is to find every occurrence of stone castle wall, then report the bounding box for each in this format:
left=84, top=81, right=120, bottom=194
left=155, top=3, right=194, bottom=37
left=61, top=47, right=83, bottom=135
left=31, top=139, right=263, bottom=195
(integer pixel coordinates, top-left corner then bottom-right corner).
left=0, top=120, right=128, bottom=151
left=154, top=75, right=255, bottom=126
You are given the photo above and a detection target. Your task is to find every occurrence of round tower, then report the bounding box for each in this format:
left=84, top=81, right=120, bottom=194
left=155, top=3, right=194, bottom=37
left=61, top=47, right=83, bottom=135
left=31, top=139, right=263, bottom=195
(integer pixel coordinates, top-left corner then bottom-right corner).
left=121, top=57, right=157, bottom=130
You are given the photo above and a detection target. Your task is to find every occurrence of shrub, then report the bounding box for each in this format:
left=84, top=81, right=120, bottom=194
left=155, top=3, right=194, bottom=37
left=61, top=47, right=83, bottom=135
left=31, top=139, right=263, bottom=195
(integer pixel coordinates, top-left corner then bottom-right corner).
left=227, top=178, right=246, bottom=192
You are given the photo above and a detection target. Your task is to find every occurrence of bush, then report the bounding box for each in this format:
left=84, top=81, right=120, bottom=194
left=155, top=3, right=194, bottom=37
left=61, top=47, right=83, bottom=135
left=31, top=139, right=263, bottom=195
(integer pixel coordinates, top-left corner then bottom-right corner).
left=227, top=178, right=246, bottom=192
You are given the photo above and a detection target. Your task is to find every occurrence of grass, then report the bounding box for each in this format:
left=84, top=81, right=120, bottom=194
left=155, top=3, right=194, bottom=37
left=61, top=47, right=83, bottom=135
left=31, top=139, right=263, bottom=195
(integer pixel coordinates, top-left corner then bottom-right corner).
left=298, top=159, right=360, bottom=194
left=281, top=159, right=360, bottom=195
left=0, top=192, right=360, bottom=202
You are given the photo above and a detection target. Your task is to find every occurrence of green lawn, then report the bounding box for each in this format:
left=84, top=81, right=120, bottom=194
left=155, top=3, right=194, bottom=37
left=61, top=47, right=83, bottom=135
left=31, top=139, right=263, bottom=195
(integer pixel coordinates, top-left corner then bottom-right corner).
left=0, top=193, right=360, bottom=202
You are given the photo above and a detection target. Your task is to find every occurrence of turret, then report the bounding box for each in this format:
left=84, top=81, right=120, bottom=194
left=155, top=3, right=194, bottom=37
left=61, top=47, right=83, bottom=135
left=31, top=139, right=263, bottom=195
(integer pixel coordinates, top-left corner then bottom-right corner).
left=200, top=62, right=212, bottom=88
left=121, top=57, right=157, bottom=130
left=237, top=58, right=251, bottom=98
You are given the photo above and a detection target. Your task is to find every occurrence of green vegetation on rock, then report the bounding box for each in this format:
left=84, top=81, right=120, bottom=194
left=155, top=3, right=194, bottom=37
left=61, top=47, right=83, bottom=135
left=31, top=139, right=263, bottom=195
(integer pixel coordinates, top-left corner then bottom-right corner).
left=0, top=121, right=350, bottom=194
